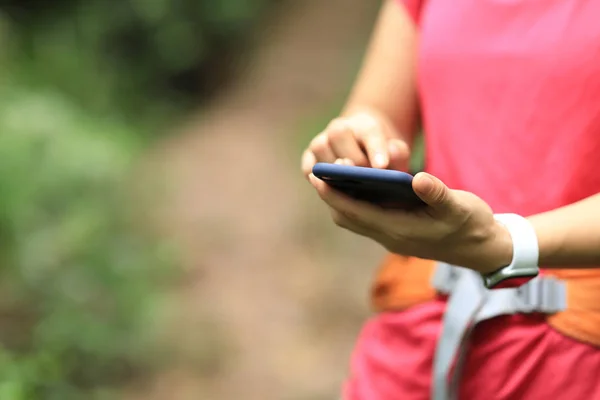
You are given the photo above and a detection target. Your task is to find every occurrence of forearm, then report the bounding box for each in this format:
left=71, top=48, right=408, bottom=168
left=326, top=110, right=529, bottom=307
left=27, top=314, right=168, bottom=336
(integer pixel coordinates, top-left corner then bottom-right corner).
left=528, top=193, right=600, bottom=267
left=341, top=0, right=421, bottom=146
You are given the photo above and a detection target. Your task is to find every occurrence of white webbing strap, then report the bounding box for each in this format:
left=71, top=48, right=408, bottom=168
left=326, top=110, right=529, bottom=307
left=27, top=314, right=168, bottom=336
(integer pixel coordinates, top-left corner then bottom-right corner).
left=432, top=268, right=485, bottom=400
left=430, top=264, right=567, bottom=400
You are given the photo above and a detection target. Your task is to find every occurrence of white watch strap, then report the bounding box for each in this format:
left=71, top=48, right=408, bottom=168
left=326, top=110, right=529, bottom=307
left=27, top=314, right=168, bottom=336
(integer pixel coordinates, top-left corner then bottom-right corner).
left=493, top=213, right=539, bottom=270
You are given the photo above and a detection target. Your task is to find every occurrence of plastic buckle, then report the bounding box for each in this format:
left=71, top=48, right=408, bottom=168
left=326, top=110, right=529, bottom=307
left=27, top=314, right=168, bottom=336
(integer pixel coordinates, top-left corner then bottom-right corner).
left=516, top=277, right=566, bottom=314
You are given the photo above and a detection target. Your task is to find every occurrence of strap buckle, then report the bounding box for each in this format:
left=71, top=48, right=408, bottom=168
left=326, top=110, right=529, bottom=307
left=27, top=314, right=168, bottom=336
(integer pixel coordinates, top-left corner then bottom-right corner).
left=515, top=275, right=566, bottom=314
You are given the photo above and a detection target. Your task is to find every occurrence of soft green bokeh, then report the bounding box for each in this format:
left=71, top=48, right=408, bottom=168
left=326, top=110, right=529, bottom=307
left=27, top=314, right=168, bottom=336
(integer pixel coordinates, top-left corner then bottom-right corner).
left=0, top=0, right=276, bottom=397
left=0, top=84, right=174, bottom=398
left=3, top=0, right=276, bottom=127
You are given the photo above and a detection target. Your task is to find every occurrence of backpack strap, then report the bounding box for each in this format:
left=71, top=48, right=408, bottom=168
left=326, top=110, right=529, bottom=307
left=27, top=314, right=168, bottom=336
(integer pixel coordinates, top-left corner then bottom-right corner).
left=431, top=263, right=567, bottom=400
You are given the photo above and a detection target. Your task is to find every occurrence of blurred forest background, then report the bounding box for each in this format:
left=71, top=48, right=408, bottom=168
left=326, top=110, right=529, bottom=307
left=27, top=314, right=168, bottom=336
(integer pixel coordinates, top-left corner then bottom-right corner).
left=0, top=1, right=412, bottom=399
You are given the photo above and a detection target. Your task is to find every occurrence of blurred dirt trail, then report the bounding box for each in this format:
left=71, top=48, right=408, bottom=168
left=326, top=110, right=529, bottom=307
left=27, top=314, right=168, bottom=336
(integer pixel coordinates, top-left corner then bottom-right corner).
left=137, top=1, right=384, bottom=399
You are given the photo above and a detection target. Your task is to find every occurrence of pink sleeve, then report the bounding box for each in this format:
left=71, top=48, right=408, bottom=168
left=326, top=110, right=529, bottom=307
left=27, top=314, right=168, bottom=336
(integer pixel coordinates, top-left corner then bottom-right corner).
left=396, top=0, right=425, bottom=25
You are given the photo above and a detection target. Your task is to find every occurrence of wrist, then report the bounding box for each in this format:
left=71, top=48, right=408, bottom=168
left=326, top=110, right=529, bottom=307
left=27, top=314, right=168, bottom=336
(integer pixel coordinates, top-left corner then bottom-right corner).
left=477, top=219, right=514, bottom=274
left=446, top=218, right=513, bottom=274
left=479, top=214, right=540, bottom=288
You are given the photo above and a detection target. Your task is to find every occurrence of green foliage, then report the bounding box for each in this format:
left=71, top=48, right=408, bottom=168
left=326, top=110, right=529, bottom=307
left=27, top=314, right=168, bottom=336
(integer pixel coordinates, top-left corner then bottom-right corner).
left=1, top=0, right=277, bottom=126
left=0, top=1, right=277, bottom=396
left=0, top=84, right=174, bottom=399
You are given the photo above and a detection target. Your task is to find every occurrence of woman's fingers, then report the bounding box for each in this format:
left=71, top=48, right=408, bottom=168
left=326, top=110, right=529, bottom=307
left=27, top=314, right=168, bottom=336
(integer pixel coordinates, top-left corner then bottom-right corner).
left=387, top=139, right=411, bottom=171
left=302, top=114, right=412, bottom=179
left=327, top=120, right=369, bottom=166
left=309, top=133, right=336, bottom=163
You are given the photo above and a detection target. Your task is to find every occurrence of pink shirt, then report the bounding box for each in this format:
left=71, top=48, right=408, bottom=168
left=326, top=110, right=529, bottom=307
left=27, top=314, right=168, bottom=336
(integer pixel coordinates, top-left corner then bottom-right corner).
left=415, top=0, right=600, bottom=214
left=344, top=0, right=600, bottom=399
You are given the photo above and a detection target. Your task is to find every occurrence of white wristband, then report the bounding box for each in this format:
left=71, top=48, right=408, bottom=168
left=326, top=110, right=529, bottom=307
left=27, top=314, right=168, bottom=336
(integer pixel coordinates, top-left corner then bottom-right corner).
left=482, top=214, right=540, bottom=288
left=493, top=213, right=539, bottom=269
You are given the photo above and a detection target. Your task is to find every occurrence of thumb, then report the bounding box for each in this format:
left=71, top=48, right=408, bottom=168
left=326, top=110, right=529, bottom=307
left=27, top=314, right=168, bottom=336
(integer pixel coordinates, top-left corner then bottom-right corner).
left=412, top=172, right=454, bottom=210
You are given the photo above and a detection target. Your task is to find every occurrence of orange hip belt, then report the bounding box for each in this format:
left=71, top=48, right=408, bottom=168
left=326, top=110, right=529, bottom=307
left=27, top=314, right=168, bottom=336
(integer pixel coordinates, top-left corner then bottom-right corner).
left=372, top=253, right=600, bottom=347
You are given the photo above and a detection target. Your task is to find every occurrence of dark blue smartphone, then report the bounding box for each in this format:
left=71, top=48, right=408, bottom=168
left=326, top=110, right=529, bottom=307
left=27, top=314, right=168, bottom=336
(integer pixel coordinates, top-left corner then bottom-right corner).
left=312, top=163, right=426, bottom=209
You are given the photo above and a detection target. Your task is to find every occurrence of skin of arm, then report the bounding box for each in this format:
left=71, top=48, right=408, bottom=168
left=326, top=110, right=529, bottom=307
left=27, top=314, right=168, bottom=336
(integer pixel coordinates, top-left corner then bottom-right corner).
left=341, top=0, right=421, bottom=147
left=528, top=194, right=600, bottom=268
left=488, top=194, right=600, bottom=271
left=301, top=0, right=422, bottom=175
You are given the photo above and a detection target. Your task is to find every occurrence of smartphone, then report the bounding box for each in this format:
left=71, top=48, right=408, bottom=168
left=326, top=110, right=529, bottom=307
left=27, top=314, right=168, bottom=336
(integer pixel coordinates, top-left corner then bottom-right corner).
left=312, top=163, right=426, bottom=209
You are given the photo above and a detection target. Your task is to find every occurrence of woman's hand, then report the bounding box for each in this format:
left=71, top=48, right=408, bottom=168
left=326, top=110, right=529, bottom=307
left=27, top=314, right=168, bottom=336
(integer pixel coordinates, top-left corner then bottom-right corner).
left=309, top=163, right=514, bottom=274
left=301, top=111, right=411, bottom=177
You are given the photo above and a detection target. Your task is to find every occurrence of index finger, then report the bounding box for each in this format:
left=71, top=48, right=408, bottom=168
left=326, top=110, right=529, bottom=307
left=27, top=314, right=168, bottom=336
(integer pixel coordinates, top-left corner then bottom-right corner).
left=359, top=133, right=388, bottom=169
left=350, top=114, right=389, bottom=168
